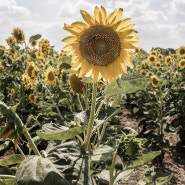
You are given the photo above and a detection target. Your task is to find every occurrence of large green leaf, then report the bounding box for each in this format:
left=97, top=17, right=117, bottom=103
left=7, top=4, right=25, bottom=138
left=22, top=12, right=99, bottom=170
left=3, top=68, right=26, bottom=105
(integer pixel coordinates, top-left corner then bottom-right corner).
left=46, top=140, right=89, bottom=185
left=16, top=156, right=69, bottom=185
left=29, top=34, right=42, bottom=43
left=126, top=151, right=161, bottom=169
left=97, top=169, right=133, bottom=184
left=104, top=77, right=150, bottom=98
left=0, top=154, right=25, bottom=166
left=37, top=126, right=86, bottom=140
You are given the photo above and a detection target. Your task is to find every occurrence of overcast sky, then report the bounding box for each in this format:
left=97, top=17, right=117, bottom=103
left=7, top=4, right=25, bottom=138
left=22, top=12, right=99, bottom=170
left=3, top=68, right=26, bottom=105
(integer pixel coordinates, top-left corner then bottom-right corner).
left=0, top=0, right=185, bottom=52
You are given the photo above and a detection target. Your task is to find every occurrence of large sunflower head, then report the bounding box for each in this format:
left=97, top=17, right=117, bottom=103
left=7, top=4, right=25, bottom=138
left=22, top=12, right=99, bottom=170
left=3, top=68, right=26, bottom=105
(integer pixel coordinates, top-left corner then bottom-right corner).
left=62, top=6, right=140, bottom=83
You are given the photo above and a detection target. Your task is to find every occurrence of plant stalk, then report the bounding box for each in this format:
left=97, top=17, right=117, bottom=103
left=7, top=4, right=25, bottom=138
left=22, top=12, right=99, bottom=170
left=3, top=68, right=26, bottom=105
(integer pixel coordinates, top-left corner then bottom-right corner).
left=83, top=83, right=97, bottom=152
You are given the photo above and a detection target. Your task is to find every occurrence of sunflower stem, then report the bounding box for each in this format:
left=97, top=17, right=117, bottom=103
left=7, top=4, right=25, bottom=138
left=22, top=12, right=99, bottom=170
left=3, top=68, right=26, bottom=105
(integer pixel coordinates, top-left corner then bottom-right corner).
left=76, top=94, right=84, bottom=111
left=0, top=175, right=16, bottom=179
left=43, top=84, right=64, bottom=121
left=109, top=151, right=117, bottom=185
left=83, top=82, right=97, bottom=153
left=84, top=83, right=89, bottom=111
left=16, top=142, right=26, bottom=159
left=95, top=98, right=106, bottom=117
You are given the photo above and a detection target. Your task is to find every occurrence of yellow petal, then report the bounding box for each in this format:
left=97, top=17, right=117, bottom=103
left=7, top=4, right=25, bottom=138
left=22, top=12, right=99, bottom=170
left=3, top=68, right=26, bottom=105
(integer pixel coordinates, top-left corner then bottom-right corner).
left=115, top=18, right=131, bottom=31
left=119, top=24, right=135, bottom=31
left=71, top=58, right=82, bottom=70
left=108, top=8, right=123, bottom=25
left=94, top=6, right=100, bottom=24
left=62, top=36, right=77, bottom=43
left=80, top=10, right=95, bottom=25
left=64, top=26, right=82, bottom=35
left=71, top=21, right=89, bottom=30
left=99, top=6, right=107, bottom=25
left=92, top=65, right=102, bottom=82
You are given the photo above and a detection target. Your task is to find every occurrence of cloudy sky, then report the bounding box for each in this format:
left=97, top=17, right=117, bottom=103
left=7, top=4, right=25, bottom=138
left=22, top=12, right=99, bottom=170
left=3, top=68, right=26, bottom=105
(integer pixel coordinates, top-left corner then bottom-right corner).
left=0, top=0, right=185, bottom=52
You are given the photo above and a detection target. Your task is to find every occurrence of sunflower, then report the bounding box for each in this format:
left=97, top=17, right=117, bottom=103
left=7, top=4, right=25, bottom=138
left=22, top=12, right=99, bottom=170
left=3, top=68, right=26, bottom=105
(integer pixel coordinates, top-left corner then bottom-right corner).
left=141, top=59, right=148, bottom=69
left=44, top=66, right=56, bottom=85
left=141, top=69, right=148, bottom=76
left=30, top=40, right=37, bottom=47
left=155, top=61, right=161, bottom=68
left=28, top=93, right=41, bottom=106
left=69, top=73, right=85, bottom=94
left=12, top=28, right=25, bottom=44
left=62, top=6, right=140, bottom=83
left=0, top=45, right=5, bottom=56
left=6, top=36, right=15, bottom=47
left=22, top=62, right=38, bottom=89
left=26, top=62, right=38, bottom=79
left=151, top=75, right=160, bottom=88
left=39, top=39, right=50, bottom=55
left=165, top=55, right=172, bottom=64
left=150, top=50, right=157, bottom=56
left=147, top=54, right=156, bottom=63
left=157, top=54, right=163, bottom=60
left=178, top=59, right=185, bottom=69
left=176, top=46, right=185, bottom=57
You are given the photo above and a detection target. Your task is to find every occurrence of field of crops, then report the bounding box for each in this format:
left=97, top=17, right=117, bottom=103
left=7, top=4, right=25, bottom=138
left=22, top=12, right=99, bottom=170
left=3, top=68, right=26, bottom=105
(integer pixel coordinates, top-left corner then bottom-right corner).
left=0, top=6, right=185, bottom=185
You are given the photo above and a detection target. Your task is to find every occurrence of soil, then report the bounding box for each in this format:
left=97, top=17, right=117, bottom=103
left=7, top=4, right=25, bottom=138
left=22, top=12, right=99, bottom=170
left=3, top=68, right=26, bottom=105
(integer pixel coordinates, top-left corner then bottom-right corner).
left=119, top=104, right=185, bottom=185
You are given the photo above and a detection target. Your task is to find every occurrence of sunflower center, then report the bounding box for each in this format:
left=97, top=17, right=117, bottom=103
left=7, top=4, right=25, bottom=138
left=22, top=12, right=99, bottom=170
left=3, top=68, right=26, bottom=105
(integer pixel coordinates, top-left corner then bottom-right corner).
left=80, top=25, right=121, bottom=66
left=48, top=71, right=55, bottom=81
left=180, top=49, right=185, bottom=55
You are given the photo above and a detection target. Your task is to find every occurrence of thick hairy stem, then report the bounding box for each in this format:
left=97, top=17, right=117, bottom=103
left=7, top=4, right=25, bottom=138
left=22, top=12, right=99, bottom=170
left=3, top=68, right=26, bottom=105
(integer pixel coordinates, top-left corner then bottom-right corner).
left=83, top=83, right=97, bottom=152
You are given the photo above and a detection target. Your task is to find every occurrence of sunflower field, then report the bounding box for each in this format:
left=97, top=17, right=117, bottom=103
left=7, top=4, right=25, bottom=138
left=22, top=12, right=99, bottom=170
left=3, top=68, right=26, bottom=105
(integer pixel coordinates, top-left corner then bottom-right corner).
left=0, top=5, right=184, bottom=185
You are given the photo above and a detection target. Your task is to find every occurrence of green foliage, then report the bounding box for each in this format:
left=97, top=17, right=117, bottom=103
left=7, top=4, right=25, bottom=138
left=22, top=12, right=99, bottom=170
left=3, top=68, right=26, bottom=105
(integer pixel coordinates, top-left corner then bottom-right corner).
left=29, top=34, right=42, bottom=43
left=0, top=29, right=176, bottom=185
left=0, top=154, right=24, bottom=166
left=126, top=151, right=161, bottom=169
left=37, top=126, right=86, bottom=140
left=104, top=76, right=150, bottom=98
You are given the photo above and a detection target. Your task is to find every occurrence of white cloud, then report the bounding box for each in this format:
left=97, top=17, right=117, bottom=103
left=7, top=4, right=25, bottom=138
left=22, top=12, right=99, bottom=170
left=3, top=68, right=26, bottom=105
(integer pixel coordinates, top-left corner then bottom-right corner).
left=0, top=0, right=30, bottom=16
left=0, top=0, right=184, bottom=52
left=169, top=0, right=185, bottom=14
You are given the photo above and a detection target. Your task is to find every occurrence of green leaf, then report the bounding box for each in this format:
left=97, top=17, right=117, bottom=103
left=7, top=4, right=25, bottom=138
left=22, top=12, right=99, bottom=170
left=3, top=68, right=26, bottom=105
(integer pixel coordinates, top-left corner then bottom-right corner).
left=91, top=145, right=115, bottom=163
left=104, top=77, right=150, bottom=98
left=126, top=151, right=161, bottom=169
left=155, top=175, right=173, bottom=185
left=37, top=126, right=86, bottom=140
left=29, top=34, right=42, bottom=43
left=2, top=179, right=17, bottom=185
left=16, top=156, right=69, bottom=185
left=60, top=56, right=72, bottom=64
left=0, top=154, right=25, bottom=166
left=81, top=77, right=94, bottom=83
